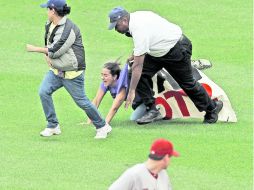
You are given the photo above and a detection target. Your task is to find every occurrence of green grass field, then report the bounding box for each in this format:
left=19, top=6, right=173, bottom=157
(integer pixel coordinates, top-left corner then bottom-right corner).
left=0, top=0, right=252, bottom=189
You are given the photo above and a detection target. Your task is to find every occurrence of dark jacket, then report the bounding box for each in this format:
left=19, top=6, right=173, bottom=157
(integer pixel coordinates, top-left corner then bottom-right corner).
left=45, top=16, right=86, bottom=71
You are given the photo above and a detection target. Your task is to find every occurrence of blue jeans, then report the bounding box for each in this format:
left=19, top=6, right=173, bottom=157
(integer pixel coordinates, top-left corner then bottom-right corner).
left=39, top=70, right=105, bottom=129
left=130, top=103, right=148, bottom=121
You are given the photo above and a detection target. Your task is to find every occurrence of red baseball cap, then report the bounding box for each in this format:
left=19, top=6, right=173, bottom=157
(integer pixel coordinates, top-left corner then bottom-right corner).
left=149, top=139, right=179, bottom=160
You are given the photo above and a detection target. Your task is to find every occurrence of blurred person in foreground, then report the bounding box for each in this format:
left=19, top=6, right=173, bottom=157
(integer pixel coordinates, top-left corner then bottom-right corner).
left=109, top=138, right=179, bottom=190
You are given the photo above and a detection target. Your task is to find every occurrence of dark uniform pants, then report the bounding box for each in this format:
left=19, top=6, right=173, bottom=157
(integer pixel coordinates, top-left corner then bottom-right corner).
left=136, top=35, right=215, bottom=112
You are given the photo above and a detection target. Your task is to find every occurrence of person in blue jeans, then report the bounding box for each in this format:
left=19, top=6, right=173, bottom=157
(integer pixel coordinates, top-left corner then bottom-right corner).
left=26, top=0, right=111, bottom=139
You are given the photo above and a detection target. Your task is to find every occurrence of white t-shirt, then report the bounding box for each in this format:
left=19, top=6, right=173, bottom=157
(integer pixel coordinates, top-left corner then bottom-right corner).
left=129, top=11, right=182, bottom=57
left=108, top=163, right=172, bottom=190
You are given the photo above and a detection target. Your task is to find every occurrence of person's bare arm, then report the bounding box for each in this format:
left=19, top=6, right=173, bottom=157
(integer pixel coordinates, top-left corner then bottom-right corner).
left=27, top=44, right=53, bottom=68
left=125, top=54, right=145, bottom=109
left=86, top=87, right=105, bottom=124
left=106, top=88, right=127, bottom=123
left=26, top=44, right=48, bottom=54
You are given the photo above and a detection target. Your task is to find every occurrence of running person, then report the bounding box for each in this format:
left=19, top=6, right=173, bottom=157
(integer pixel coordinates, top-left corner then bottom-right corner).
left=26, top=0, right=111, bottom=139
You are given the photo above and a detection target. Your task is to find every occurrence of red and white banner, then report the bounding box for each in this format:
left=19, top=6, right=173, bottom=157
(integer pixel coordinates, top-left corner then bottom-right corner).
left=154, top=69, right=237, bottom=122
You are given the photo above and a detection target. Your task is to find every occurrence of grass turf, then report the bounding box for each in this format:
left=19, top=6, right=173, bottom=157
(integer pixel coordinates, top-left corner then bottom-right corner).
left=0, top=0, right=252, bottom=189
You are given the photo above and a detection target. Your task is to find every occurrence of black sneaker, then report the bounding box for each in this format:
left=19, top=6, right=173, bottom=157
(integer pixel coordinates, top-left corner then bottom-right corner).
left=136, top=109, right=164, bottom=125
left=203, top=100, right=223, bottom=124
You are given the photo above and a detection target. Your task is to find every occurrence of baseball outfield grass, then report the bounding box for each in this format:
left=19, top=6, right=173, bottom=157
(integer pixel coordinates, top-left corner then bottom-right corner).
left=0, top=0, right=252, bottom=189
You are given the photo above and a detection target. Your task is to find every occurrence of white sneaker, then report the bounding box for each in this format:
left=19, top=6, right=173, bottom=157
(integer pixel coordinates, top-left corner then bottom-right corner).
left=40, top=125, right=61, bottom=137
left=94, top=123, right=112, bottom=139
left=191, top=59, right=212, bottom=70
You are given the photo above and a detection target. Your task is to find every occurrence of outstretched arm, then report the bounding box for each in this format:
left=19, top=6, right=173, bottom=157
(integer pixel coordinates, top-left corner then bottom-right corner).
left=125, top=54, right=145, bottom=109
left=87, top=87, right=105, bottom=124
left=106, top=88, right=127, bottom=124
left=92, top=87, right=106, bottom=108
left=26, top=44, right=48, bottom=54
left=26, top=44, right=53, bottom=68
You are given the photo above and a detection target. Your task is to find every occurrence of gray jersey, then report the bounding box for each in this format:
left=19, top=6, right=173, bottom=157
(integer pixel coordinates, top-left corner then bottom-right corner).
left=108, top=163, right=172, bottom=190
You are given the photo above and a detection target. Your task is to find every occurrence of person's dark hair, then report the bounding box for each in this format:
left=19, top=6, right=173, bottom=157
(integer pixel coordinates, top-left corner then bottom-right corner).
left=103, top=62, right=121, bottom=79
left=49, top=4, right=71, bottom=16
